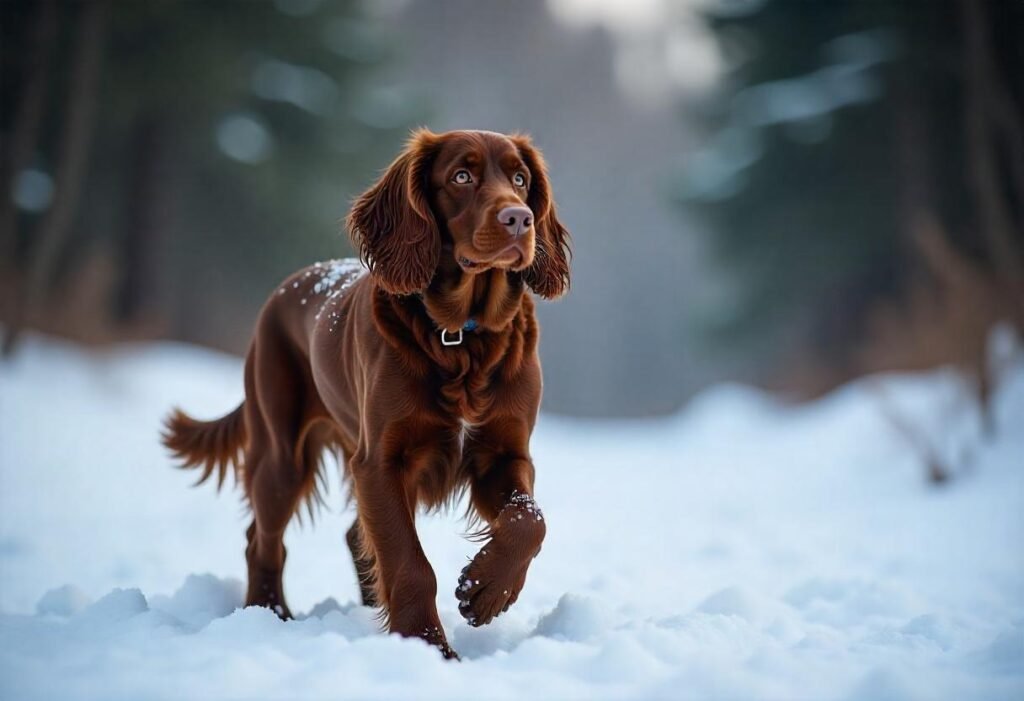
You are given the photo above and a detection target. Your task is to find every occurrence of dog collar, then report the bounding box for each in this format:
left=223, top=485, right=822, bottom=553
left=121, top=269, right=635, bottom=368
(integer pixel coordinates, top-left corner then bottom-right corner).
left=441, top=318, right=478, bottom=347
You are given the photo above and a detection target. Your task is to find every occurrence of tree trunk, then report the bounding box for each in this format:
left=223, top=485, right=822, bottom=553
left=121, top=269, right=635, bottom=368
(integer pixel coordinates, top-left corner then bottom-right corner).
left=2, top=0, right=109, bottom=356
left=0, top=0, right=58, bottom=278
left=961, top=0, right=1024, bottom=325
left=116, top=114, right=175, bottom=326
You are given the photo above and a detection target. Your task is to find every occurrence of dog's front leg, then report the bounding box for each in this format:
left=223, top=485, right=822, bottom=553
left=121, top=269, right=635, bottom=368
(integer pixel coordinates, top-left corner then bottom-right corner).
left=351, top=457, right=456, bottom=659
left=457, top=421, right=546, bottom=627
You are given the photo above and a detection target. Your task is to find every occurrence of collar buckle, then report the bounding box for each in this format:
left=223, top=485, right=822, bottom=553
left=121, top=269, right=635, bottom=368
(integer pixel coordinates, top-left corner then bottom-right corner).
left=441, top=328, right=463, bottom=346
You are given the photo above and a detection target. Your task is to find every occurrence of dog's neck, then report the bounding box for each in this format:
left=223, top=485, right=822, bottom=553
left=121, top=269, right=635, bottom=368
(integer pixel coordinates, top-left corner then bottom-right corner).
left=371, top=250, right=536, bottom=379
left=420, top=251, right=526, bottom=334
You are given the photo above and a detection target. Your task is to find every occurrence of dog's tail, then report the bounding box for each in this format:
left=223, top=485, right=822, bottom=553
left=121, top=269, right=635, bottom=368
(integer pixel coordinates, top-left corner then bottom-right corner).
left=162, top=403, right=247, bottom=490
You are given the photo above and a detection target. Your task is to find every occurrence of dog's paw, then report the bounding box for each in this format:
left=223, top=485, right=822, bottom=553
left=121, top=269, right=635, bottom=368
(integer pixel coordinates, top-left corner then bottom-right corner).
left=420, top=624, right=460, bottom=660
left=455, top=550, right=528, bottom=627
left=455, top=493, right=545, bottom=627
left=246, top=574, right=293, bottom=620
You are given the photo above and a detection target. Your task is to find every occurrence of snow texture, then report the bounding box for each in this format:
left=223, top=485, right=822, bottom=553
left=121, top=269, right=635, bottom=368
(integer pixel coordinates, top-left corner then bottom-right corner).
left=276, top=258, right=365, bottom=329
left=1, top=332, right=1022, bottom=700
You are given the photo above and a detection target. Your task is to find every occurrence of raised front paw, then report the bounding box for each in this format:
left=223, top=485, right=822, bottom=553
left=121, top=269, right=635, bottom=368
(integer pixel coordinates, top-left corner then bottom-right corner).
left=455, top=492, right=546, bottom=627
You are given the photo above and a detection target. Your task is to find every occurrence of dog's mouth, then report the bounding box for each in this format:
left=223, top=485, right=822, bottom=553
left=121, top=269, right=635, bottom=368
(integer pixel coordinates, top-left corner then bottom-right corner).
left=457, top=246, right=526, bottom=273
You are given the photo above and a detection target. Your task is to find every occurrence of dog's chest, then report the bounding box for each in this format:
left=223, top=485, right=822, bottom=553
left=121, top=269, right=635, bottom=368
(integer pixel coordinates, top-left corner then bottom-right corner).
left=456, top=418, right=477, bottom=452
left=436, top=361, right=497, bottom=428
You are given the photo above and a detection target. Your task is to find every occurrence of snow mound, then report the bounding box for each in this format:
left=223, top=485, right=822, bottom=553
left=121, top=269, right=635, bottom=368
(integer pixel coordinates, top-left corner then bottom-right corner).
left=35, top=585, right=91, bottom=618
left=534, top=593, right=611, bottom=642
left=148, top=573, right=244, bottom=629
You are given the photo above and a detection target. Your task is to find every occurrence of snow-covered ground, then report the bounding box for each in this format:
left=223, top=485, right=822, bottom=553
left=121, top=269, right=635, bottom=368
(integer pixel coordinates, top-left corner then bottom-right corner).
left=1, top=333, right=1022, bottom=700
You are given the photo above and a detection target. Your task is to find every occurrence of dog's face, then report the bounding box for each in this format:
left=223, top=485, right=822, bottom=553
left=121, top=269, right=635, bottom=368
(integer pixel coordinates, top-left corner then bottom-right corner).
left=428, top=131, right=536, bottom=274
left=347, top=129, right=571, bottom=298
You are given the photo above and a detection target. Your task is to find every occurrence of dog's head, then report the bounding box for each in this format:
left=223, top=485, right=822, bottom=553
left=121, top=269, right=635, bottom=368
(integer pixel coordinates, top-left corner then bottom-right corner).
left=347, top=129, right=571, bottom=299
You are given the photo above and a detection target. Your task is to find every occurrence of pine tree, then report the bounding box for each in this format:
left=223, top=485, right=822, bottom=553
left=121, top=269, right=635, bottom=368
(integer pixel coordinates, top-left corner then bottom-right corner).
left=1, top=0, right=424, bottom=350
left=683, top=0, right=1023, bottom=384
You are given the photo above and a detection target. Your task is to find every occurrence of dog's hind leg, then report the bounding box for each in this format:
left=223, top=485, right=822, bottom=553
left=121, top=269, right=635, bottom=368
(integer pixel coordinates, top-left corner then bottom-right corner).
left=240, top=338, right=317, bottom=620
left=243, top=448, right=307, bottom=619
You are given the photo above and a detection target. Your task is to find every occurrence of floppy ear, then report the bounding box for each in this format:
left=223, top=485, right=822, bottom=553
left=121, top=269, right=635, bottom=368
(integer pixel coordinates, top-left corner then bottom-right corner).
left=346, top=130, right=441, bottom=295
left=513, top=135, right=572, bottom=299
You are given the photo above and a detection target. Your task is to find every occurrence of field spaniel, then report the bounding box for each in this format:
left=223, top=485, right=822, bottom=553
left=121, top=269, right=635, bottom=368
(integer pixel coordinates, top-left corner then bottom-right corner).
left=163, top=129, right=571, bottom=658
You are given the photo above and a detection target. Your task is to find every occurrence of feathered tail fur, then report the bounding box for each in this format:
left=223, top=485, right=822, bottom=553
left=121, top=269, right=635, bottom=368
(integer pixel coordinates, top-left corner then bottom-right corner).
left=162, top=403, right=246, bottom=490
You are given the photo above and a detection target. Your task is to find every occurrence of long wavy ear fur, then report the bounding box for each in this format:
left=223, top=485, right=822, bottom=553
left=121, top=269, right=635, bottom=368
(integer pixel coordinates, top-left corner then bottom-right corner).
left=513, top=134, right=572, bottom=299
left=347, top=129, right=441, bottom=295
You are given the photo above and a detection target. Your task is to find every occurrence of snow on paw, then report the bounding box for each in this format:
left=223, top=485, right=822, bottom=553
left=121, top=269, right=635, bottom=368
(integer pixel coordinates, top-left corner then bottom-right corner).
left=455, top=492, right=546, bottom=627
left=419, top=624, right=460, bottom=660
left=251, top=598, right=292, bottom=621
left=455, top=556, right=528, bottom=627
left=246, top=577, right=293, bottom=620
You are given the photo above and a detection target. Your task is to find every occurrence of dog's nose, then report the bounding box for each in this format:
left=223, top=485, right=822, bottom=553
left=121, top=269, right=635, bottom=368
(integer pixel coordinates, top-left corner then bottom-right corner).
left=497, top=206, right=533, bottom=237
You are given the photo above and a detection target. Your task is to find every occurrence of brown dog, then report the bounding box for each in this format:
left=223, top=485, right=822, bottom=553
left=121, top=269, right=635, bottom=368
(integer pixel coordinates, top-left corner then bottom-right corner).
left=163, top=129, right=570, bottom=658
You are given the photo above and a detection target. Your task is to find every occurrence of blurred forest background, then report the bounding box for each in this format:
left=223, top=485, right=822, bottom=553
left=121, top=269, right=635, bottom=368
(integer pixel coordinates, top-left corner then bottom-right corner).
left=1, top=0, right=1021, bottom=418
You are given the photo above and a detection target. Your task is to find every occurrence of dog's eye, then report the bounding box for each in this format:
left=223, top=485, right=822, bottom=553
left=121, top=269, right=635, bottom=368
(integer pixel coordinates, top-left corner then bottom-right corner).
left=513, top=172, right=527, bottom=188
left=452, top=170, right=473, bottom=185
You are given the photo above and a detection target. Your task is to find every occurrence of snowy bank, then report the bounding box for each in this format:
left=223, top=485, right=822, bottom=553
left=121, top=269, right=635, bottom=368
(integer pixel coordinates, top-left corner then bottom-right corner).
left=1, top=334, right=1022, bottom=699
